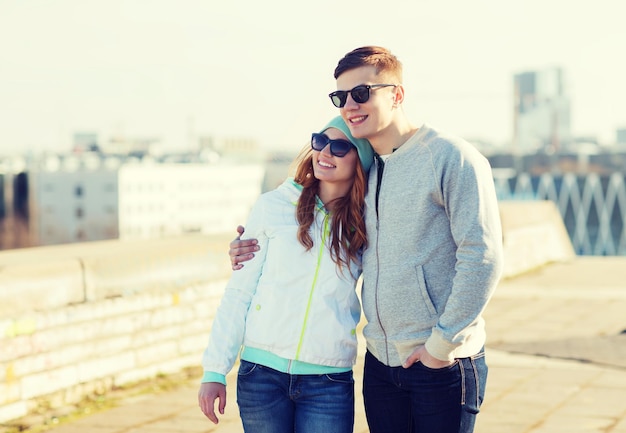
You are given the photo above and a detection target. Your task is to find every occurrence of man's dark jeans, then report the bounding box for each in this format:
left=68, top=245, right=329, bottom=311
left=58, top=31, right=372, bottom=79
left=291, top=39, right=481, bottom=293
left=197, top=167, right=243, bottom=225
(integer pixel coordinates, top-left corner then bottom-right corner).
left=363, top=349, right=487, bottom=433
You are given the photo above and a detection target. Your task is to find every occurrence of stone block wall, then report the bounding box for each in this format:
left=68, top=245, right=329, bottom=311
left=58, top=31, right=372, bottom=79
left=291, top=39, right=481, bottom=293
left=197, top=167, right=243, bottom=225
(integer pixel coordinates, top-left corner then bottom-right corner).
left=0, top=235, right=232, bottom=423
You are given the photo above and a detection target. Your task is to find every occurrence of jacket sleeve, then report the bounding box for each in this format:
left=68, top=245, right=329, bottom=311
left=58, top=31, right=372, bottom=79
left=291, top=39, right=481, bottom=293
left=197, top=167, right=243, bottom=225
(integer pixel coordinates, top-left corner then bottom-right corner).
left=425, top=143, right=504, bottom=361
left=201, top=197, right=270, bottom=377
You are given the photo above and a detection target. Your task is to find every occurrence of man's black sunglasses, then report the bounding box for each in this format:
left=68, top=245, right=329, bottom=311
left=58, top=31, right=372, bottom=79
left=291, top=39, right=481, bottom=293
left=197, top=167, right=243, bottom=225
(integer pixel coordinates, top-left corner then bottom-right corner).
left=328, top=84, right=397, bottom=108
left=311, top=133, right=355, bottom=157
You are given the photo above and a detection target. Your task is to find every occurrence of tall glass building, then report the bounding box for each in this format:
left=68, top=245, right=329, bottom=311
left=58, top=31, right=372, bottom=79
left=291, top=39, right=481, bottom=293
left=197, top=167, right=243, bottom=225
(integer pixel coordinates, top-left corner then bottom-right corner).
left=513, top=68, right=571, bottom=154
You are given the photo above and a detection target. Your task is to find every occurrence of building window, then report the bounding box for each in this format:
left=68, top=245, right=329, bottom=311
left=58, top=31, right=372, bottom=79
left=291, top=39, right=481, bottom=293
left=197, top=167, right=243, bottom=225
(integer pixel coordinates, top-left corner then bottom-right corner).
left=76, top=208, right=84, bottom=218
left=75, top=185, right=83, bottom=197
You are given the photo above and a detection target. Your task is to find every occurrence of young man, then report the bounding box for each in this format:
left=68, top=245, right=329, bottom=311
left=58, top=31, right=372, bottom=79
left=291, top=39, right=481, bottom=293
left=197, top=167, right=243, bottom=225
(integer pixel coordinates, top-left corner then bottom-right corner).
left=230, top=46, right=504, bottom=433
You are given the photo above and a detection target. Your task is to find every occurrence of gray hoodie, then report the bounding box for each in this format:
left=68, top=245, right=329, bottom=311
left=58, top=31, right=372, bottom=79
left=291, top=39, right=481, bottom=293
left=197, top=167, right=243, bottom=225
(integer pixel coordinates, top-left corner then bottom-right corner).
left=361, top=124, right=504, bottom=366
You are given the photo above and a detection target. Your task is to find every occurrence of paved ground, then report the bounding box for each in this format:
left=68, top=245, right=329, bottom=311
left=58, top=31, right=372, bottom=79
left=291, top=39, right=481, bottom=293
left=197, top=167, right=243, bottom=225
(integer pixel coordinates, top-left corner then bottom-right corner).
left=16, top=257, right=626, bottom=432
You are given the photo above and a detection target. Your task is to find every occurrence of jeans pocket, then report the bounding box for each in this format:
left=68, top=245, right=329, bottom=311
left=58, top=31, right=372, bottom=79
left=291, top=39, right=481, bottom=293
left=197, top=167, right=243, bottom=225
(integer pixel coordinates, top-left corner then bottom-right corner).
left=237, top=360, right=258, bottom=377
left=324, top=370, right=354, bottom=384
left=415, top=360, right=460, bottom=372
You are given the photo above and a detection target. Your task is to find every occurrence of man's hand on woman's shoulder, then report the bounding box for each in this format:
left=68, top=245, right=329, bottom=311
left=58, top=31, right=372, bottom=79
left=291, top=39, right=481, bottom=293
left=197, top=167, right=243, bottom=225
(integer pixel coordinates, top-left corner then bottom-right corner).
left=229, top=225, right=259, bottom=270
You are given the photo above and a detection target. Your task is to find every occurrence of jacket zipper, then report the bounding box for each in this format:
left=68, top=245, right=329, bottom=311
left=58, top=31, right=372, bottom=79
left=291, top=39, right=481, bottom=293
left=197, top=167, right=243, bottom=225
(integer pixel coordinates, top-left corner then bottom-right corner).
left=373, top=154, right=390, bottom=364
left=294, top=208, right=329, bottom=363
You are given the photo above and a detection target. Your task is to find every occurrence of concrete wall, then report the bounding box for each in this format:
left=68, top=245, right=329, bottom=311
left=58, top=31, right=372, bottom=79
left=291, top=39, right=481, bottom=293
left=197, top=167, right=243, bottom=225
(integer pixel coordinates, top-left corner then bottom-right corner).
left=498, top=200, right=575, bottom=277
left=0, top=201, right=575, bottom=423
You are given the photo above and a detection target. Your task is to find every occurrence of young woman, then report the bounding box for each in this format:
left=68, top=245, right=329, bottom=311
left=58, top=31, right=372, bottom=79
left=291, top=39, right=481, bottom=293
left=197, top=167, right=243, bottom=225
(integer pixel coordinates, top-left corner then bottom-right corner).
left=198, top=116, right=373, bottom=433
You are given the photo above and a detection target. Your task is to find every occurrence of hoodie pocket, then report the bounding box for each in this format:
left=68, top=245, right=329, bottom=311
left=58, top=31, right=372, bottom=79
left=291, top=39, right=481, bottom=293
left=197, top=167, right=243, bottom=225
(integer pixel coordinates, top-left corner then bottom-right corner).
left=415, top=265, right=438, bottom=317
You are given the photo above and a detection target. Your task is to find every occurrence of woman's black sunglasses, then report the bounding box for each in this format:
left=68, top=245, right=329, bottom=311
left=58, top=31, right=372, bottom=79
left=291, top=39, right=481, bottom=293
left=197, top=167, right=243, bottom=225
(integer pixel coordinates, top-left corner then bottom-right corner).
left=328, top=84, right=397, bottom=108
left=311, top=133, right=355, bottom=157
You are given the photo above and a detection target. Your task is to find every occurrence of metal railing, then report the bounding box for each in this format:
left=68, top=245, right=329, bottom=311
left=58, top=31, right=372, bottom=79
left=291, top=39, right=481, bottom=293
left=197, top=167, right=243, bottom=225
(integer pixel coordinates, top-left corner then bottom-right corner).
left=494, top=172, right=626, bottom=256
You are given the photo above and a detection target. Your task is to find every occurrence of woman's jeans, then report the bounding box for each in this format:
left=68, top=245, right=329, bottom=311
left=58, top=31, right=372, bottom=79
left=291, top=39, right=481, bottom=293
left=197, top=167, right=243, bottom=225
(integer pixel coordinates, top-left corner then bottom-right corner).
left=236, top=360, right=355, bottom=433
left=363, top=349, right=488, bottom=433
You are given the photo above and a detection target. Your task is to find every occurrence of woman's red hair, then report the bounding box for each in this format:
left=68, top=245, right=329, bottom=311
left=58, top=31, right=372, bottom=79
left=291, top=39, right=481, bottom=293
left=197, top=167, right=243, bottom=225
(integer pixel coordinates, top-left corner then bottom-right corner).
left=291, top=145, right=367, bottom=270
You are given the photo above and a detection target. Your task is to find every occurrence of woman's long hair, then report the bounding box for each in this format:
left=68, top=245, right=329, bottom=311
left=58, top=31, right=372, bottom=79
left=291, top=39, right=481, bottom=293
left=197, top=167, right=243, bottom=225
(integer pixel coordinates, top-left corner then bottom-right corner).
left=290, top=145, right=368, bottom=270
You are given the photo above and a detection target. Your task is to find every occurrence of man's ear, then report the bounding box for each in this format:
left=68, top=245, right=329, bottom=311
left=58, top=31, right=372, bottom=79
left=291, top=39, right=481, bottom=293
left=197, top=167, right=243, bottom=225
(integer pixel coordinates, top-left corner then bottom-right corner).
left=393, top=85, right=405, bottom=106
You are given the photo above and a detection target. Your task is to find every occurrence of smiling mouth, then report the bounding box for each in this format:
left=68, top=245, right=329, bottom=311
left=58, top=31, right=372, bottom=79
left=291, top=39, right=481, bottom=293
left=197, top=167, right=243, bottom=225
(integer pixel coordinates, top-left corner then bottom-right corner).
left=349, top=115, right=367, bottom=123
left=318, top=160, right=335, bottom=168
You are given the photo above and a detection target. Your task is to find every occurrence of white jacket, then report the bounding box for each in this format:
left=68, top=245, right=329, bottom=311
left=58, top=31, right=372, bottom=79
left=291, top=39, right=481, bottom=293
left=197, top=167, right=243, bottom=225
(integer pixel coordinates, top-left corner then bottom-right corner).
left=202, top=178, right=362, bottom=377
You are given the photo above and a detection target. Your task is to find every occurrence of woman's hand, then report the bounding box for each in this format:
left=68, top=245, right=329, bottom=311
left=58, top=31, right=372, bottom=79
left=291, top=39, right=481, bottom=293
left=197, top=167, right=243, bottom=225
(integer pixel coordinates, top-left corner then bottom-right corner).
left=198, top=382, right=227, bottom=424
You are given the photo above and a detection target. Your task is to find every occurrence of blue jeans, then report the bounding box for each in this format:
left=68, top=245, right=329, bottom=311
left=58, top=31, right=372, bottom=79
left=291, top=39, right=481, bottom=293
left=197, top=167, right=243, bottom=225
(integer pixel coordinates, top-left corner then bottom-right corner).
left=362, top=349, right=487, bottom=433
left=236, top=360, right=355, bottom=433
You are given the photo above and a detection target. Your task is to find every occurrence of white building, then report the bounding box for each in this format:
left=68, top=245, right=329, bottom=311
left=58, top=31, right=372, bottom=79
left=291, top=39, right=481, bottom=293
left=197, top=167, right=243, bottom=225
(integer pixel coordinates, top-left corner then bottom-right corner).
left=29, top=160, right=265, bottom=246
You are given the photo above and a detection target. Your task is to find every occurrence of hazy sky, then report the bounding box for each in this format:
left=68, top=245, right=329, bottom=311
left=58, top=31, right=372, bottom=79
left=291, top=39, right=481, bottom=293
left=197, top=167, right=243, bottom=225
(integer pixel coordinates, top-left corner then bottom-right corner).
left=1, top=0, right=625, bottom=156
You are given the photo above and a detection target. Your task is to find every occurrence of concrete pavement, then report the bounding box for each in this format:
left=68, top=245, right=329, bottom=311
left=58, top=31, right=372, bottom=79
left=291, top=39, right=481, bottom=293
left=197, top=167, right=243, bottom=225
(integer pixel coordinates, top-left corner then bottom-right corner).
left=11, top=257, right=626, bottom=433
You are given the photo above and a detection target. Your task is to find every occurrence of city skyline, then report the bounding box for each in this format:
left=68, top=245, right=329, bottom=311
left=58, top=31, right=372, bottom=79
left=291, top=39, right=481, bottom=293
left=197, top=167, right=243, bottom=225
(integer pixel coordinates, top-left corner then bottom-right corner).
left=1, top=0, right=625, bottom=157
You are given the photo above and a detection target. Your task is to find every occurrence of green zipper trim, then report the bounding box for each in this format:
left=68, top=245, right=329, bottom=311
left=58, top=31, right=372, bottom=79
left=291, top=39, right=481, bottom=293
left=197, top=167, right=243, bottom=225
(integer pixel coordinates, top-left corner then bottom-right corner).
left=294, top=209, right=329, bottom=360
